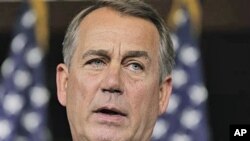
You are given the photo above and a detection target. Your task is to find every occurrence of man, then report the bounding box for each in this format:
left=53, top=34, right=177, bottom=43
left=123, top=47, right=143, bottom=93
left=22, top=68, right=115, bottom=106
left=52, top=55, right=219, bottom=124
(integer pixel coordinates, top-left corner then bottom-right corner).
left=56, top=0, right=174, bottom=141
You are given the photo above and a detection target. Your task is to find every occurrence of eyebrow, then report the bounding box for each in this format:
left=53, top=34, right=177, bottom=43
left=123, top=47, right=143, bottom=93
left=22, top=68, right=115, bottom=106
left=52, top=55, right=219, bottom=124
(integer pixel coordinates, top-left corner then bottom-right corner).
left=122, top=51, right=151, bottom=62
left=82, top=49, right=110, bottom=60
left=82, top=50, right=151, bottom=62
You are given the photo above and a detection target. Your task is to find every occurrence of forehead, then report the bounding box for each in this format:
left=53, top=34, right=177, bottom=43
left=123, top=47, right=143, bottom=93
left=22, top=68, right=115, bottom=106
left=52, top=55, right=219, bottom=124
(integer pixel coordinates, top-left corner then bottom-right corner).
left=76, top=7, right=160, bottom=53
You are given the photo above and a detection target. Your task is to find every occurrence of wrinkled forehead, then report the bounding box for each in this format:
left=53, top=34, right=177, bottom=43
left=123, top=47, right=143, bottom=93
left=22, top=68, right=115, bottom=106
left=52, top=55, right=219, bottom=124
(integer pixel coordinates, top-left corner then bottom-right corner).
left=80, top=7, right=158, bottom=29
left=76, top=7, right=160, bottom=53
left=76, top=6, right=161, bottom=39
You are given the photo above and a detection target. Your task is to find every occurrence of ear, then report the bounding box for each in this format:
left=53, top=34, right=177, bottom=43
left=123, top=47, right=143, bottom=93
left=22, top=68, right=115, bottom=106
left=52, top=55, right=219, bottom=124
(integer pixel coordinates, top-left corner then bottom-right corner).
left=56, top=63, right=69, bottom=107
left=158, top=75, right=172, bottom=115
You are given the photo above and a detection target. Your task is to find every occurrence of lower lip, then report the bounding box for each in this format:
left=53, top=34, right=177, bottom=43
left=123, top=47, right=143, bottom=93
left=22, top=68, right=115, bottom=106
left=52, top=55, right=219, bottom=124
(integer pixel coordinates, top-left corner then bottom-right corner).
left=93, top=113, right=127, bottom=125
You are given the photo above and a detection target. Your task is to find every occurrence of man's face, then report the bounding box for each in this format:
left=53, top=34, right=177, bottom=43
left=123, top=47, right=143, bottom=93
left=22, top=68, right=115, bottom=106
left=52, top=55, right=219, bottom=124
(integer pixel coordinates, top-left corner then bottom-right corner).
left=57, top=8, right=172, bottom=141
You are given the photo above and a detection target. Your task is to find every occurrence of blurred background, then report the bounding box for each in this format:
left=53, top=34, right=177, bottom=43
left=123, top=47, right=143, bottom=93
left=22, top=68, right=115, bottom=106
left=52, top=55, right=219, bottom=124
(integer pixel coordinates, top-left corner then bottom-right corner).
left=0, top=0, right=250, bottom=141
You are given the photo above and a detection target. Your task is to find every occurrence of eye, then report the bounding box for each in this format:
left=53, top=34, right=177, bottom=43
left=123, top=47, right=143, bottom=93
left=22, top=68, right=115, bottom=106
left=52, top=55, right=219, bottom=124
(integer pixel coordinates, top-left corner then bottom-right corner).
left=127, top=63, right=144, bottom=72
left=85, top=59, right=106, bottom=69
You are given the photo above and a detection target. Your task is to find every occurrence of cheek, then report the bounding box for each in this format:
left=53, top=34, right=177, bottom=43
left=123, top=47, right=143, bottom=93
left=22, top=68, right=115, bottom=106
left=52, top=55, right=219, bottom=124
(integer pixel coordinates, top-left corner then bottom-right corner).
left=126, top=63, right=160, bottom=103
left=66, top=72, right=101, bottom=113
left=125, top=78, right=160, bottom=135
left=126, top=78, right=160, bottom=116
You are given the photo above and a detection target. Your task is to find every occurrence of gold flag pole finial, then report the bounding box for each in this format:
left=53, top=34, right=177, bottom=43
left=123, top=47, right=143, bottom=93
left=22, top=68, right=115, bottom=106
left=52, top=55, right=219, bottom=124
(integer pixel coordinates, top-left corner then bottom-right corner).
left=166, top=0, right=202, bottom=35
left=29, top=0, right=49, bottom=53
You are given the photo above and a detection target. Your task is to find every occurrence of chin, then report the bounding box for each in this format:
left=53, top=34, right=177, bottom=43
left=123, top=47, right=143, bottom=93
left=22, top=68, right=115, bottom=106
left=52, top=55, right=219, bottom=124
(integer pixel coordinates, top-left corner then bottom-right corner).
left=90, top=134, right=123, bottom=141
left=85, top=126, right=128, bottom=141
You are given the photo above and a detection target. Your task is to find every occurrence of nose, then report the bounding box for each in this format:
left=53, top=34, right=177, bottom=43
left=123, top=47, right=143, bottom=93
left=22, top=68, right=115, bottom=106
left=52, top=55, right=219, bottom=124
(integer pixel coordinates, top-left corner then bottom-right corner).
left=100, top=63, right=123, bottom=95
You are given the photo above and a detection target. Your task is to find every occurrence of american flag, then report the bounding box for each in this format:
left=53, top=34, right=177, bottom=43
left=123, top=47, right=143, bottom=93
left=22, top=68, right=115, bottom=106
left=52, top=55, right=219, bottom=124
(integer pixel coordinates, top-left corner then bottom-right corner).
left=0, top=1, right=50, bottom=141
left=152, top=0, right=210, bottom=141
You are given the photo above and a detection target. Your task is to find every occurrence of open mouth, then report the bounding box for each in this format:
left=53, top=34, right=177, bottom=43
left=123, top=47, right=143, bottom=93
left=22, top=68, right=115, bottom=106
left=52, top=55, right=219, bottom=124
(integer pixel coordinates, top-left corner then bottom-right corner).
left=94, top=108, right=127, bottom=117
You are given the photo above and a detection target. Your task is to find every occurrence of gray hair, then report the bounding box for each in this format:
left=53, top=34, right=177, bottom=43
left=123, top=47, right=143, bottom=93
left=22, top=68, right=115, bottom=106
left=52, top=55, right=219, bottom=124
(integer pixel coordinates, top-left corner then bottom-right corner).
left=62, top=0, right=174, bottom=83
